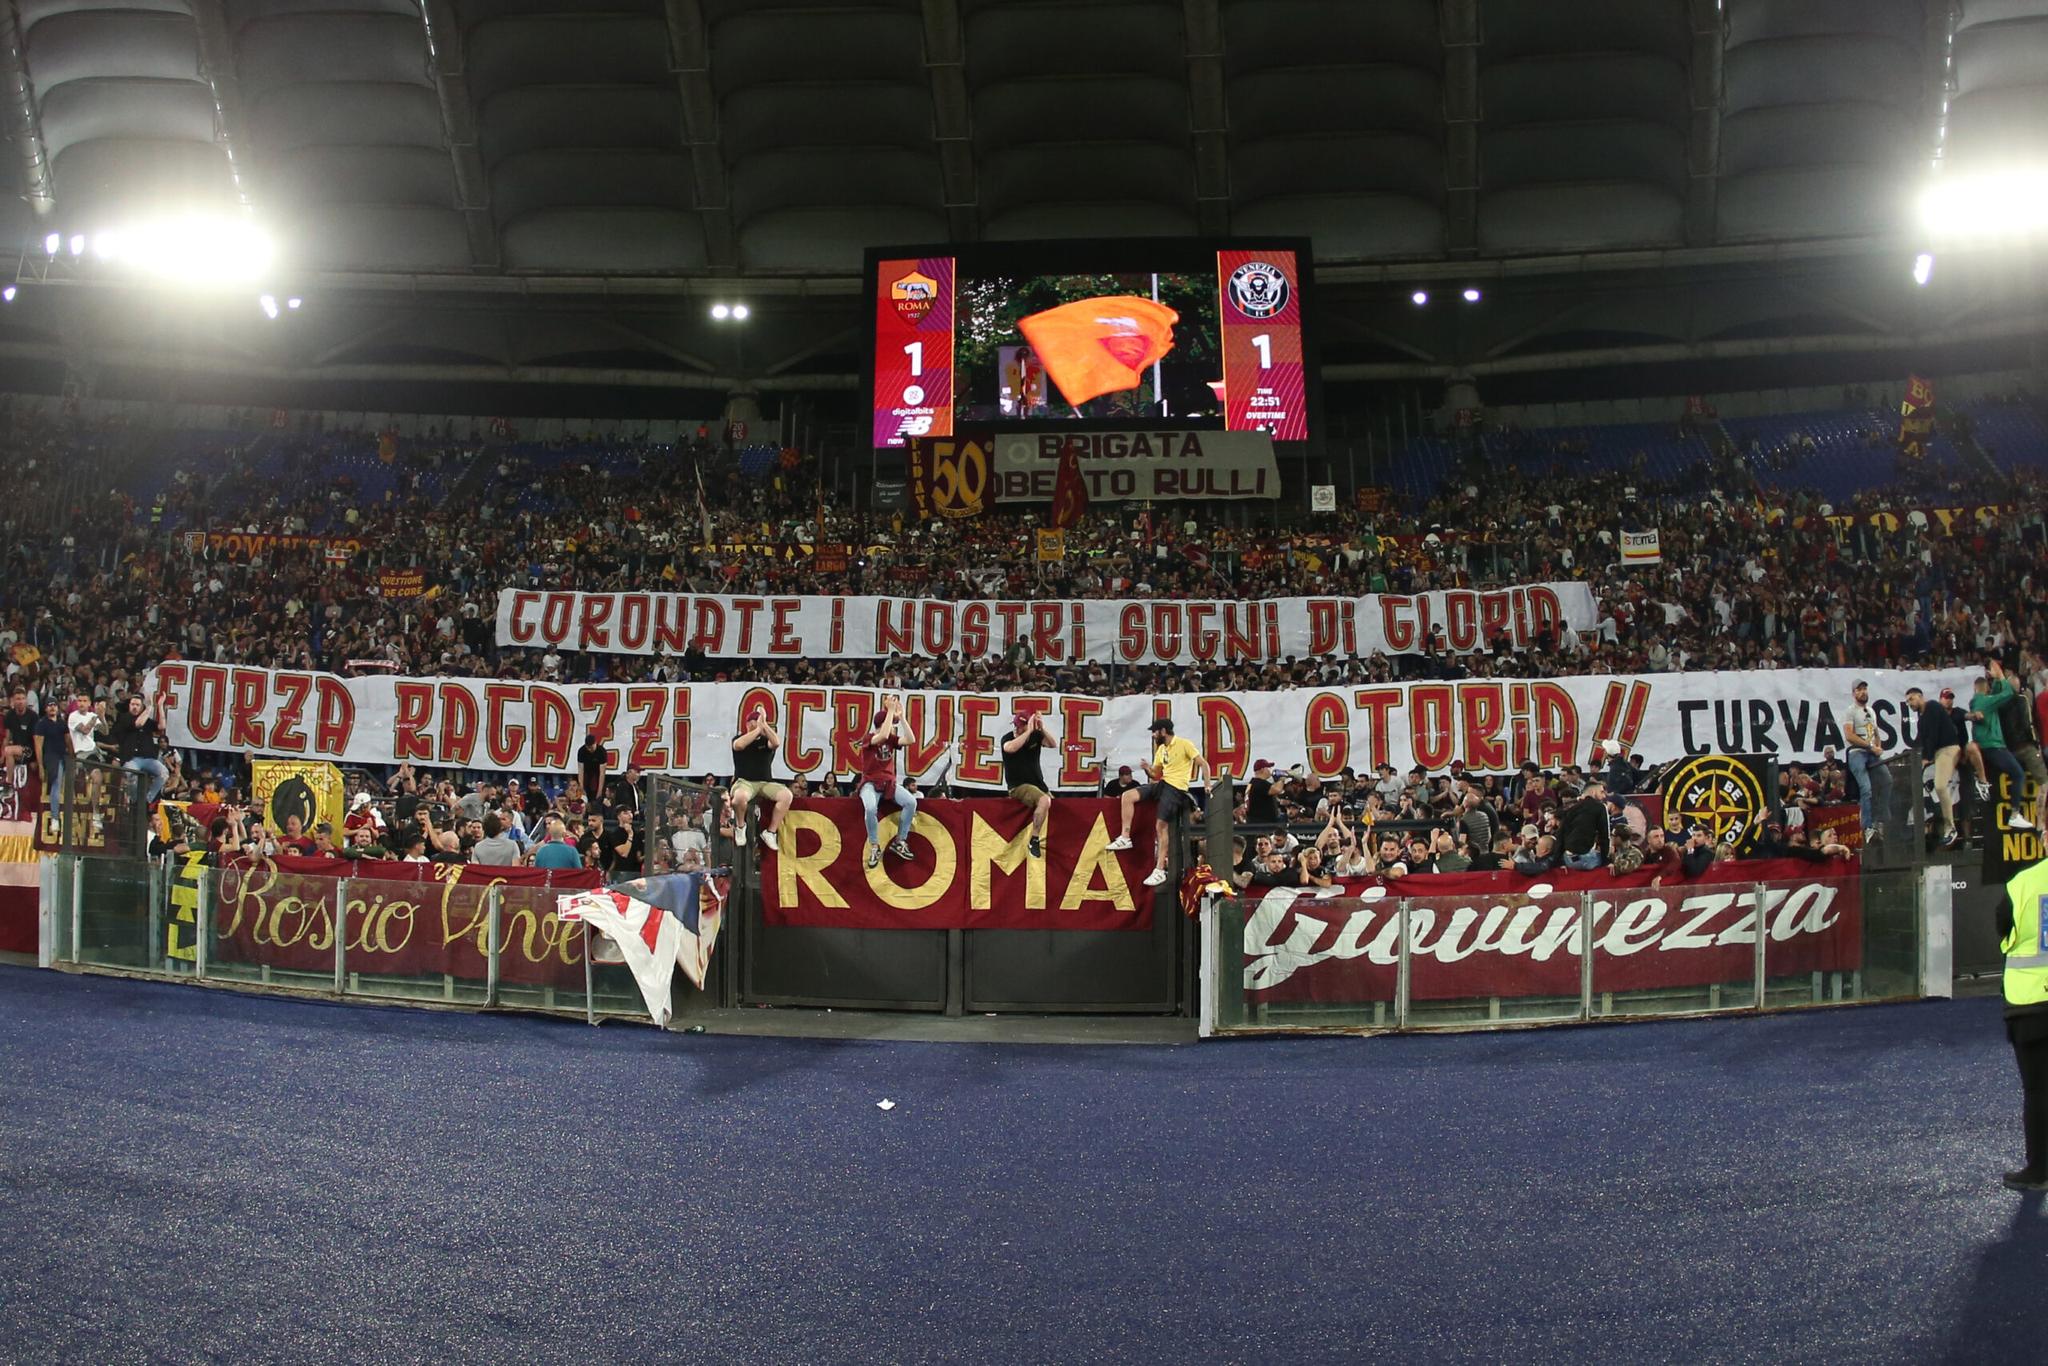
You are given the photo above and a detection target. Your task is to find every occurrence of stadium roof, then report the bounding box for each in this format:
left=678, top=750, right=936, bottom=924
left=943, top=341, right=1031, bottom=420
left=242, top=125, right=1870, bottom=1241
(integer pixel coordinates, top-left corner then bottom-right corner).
left=1, top=0, right=2045, bottom=401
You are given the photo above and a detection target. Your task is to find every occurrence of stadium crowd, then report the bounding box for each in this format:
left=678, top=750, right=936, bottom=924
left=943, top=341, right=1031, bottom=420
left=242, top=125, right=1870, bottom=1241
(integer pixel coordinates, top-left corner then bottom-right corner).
left=1, top=400, right=2045, bottom=876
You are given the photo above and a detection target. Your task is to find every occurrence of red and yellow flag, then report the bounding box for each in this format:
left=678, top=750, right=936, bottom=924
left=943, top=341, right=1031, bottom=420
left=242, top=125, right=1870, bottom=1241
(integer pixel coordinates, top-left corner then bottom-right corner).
left=1017, top=296, right=1177, bottom=408
left=1898, top=374, right=1936, bottom=461
left=1051, top=441, right=1088, bottom=529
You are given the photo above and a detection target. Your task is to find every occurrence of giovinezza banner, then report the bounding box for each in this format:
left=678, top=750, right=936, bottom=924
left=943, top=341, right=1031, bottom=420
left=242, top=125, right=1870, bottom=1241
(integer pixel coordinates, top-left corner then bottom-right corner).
left=494, top=584, right=1599, bottom=662
left=762, top=797, right=1153, bottom=931
left=149, top=663, right=1977, bottom=782
left=1239, top=859, right=1860, bottom=1006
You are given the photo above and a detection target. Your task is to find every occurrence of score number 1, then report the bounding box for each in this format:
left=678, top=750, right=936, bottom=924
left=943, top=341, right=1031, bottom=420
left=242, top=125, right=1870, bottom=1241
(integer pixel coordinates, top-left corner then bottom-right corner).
left=902, top=341, right=925, bottom=406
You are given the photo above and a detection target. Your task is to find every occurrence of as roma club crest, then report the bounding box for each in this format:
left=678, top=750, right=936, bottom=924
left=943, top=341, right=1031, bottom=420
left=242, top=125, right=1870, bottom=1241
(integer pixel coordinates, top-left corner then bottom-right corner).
left=891, top=269, right=939, bottom=323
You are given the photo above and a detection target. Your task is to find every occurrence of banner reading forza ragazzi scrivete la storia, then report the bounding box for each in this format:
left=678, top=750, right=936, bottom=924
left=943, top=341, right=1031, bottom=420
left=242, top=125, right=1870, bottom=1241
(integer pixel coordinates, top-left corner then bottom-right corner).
left=494, top=584, right=1600, bottom=662
left=149, top=663, right=1976, bottom=784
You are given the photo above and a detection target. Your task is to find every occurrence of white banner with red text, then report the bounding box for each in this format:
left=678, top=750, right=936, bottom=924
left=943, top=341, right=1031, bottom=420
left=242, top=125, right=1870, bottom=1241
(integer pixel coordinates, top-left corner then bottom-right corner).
left=1237, top=859, right=1860, bottom=1006
left=494, top=583, right=1602, bottom=663
left=148, top=663, right=1977, bottom=784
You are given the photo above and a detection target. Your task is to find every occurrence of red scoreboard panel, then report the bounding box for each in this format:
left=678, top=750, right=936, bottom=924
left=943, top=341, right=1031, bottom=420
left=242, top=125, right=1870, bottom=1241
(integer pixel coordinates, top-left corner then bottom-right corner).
left=866, top=240, right=1315, bottom=449
left=1215, top=249, right=1306, bottom=442
left=870, top=256, right=957, bottom=449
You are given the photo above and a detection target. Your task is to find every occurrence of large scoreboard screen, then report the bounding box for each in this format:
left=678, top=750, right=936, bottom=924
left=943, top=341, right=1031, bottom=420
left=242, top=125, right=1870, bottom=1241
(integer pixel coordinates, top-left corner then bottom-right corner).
left=866, top=238, right=1316, bottom=449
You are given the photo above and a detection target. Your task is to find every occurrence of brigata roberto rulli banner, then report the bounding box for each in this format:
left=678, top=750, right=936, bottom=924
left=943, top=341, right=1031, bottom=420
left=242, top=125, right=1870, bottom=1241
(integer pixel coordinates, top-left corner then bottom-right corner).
left=494, top=584, right=1598, bottom=662
left=763, top=798, right=1153, bottom=931
left=910, top=430, right=1282, bottom=514
left=1238, top=859, right=1861, bottom=1005
left=149, top=662, right=1978, bottom=781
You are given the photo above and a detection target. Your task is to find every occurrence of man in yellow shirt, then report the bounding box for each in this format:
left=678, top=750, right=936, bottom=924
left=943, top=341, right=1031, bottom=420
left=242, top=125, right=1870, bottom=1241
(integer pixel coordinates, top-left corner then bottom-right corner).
left=1107, top=717, right=1207, bottom=887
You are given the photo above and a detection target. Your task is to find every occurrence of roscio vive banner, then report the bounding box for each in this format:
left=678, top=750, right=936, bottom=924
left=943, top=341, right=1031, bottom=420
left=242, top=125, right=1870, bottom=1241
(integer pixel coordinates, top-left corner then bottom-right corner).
left=494, top=584, right=1599, bottom=662
left=148, top=662, right=1979, bottom=782
left=761, top=797, right=1154, bottom=931
left=211, top=857, right=602, bottom=989
left=1240, top=858, right=1860, bottom=1005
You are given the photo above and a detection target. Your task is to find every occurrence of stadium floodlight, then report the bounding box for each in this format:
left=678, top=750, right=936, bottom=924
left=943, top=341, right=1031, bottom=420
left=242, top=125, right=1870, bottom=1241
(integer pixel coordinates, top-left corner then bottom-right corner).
left=1, top=285, right=14, bottom=303
left=67, top=235, right=84, bottom=256
left=258, top=293, right=279, bottom=320
left=1461, top=286, right=1482, bottom=303
left=1919, top=168, right=2048, bottom=240
left=1912, top=252, right=1935, bottom=286
left=731, top=303, right=750, bottom=320
left=285, top=296, right=302, bottom=310
left=42, top=232, right=59, bottom=256
left=89, top=214, right=276, bottom=287
left=710, top=303, right=731, bottom=319
left=1410, top=289, right=1429, bottom=306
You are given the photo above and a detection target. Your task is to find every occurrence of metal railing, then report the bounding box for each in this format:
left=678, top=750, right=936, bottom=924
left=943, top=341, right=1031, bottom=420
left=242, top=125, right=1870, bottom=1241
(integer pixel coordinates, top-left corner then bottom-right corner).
left=1203, top=864, right=1934, bottom=1035
left=39, top=852, right=713, bottom=1026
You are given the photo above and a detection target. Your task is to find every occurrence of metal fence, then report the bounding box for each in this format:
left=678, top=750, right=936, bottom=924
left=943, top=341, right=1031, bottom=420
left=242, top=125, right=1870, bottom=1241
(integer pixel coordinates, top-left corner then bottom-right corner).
left=40, top=852, right=675, bottom=1025
left=44, top=758, right=151, bottom=859
left=1204, top=865, right=1934, bottom=1036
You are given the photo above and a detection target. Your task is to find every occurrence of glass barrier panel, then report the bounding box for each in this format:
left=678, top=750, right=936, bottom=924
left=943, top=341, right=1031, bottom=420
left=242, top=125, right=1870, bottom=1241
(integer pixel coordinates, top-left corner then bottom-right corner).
left=1402, top=888, right=1586, bottom=1028
left=1218, top=887, right=1400, bottom=1032
left=337, top=875, right=490, bottom=1006
left=648, top=779, right=724, bottom=877
left=589, top=956, right=649, bottom=1020
left=1590, top=876, right=1759, bottom=1018
left=73, top=857, right=158, bottom=973
left=205, top=862, right=341, bottom=992
left=1858, top=868, right=1926, bottom=1001
left=1763, top=865, right=1920, bottom=1008
left=491, top=879, right=590, bottom=1016
left=48, top=855, right=75, bottom=964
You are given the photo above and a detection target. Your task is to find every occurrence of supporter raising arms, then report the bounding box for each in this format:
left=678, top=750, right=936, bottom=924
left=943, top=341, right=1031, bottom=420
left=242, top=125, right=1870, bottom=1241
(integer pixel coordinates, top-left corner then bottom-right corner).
left=856, top=693, right=917, bottom=869
left=1000, top=708, right=1054, bottom=860
left=728, top=701, right=791, bottom=853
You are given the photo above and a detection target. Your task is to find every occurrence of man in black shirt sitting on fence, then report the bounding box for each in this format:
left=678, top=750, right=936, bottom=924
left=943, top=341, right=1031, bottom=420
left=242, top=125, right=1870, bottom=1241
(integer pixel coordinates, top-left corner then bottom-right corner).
left=1001, top=708, right=1055, bottom=860
left=727, top=702, right=791, bottom=853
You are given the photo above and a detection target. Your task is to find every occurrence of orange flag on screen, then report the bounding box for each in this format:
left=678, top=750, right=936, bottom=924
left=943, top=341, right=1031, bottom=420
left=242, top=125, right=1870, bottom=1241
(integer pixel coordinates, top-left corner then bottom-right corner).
left=1017, top=296, right=1178, bottom=408
left=1051, top=442, right=1088, bottom=529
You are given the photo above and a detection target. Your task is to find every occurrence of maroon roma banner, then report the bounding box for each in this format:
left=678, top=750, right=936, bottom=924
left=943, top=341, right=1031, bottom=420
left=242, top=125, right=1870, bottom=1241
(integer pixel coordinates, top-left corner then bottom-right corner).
left=762, top=797, right=1156, bottom=931
left=1241, top=858, right=1863, bottom=1004
left=213, top=857, right=603, bottom=988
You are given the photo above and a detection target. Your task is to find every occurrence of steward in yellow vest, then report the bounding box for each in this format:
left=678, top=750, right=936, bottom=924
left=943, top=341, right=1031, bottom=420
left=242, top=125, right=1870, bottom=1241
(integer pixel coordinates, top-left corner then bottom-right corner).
left=1999, top=787, right=2048, bottom=1191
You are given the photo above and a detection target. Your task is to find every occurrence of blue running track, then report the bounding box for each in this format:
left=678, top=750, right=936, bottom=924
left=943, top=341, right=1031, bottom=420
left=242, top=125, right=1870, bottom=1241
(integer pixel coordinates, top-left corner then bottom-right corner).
left=0, top=965, right=2037, bottom=1363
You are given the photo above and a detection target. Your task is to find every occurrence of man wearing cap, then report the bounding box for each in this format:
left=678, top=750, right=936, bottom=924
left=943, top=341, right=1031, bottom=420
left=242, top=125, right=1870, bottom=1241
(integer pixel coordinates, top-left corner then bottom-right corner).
left=1906, top=685, right=1963, bottom=848
left=1100, top=764, right=1141, bottom=800
left=855, top=692, right=917, bottom=869
left=345, top=790, right=386, bottom=839
left=728, top=701, right=791, bottom=852
left=1844, top=679, right=1894, bottom=842
left=1107, top=716, right=1207, bottom=888
left=1000, top=708, right=1054, bottom=859
left=1244, top=759, right=1281, bottom=825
